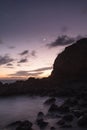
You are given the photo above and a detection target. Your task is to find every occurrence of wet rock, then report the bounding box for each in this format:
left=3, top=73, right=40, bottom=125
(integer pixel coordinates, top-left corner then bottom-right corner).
left=83, top=109, right=87, bottom=114
left=62, top=114, right=74, bottom=122
left=57, top=119, right=65, bottom=126
left=7, top=120, right=22, bottom=127
left=44, top=97, right=56, bottom=105
left=46, top=112, right=61, bottom=118
left=79, top=99, right=87, bottom=108
left=60, top=124, right=72, bottom=128
left=37, top=112, right=44, bottom=119
left=16, top=120, right=33, bottom=130
left=47, top=103, right=61, bottom=118
left=77, top=114, right=87, bottom=127
left=50, top=126, right=56, bottom=130
left=64, top=98, right=78, bottom=107
left=36, top=119, right=48, bottom=128
left=48, top=104, right=58, bottom=113
left=58, top=105, right=70, bottom=114
left=73, top=110, right=84, bottom=118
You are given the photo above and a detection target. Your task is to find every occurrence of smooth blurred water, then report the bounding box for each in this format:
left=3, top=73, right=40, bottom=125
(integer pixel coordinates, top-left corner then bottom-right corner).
left=0, top=96, right=48, bottom=128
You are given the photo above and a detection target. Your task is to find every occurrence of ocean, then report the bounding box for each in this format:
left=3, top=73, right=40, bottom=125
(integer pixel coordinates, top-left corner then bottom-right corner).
left=0, top=80, right=18, bottom=84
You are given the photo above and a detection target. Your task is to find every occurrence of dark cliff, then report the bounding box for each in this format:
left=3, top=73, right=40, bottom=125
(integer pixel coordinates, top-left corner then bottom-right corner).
left=50, top=38, right=87, bottom=83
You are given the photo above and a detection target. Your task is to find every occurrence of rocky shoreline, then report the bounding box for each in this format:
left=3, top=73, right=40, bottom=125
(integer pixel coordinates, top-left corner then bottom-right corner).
left=4, top=96, right=87, bottom=130
left=0, top=38, right=87, bottom=129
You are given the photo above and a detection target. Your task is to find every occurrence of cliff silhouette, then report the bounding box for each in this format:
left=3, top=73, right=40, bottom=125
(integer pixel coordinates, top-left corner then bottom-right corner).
left=0, top=38, right=87, bottom=96
left=50, top=38, right=87, bottom=82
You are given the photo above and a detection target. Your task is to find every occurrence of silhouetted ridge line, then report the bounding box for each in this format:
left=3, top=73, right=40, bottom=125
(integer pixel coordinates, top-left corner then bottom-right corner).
left=50, top=38, right=87, bottom=82
left=0, top=38, right=87, bottom=96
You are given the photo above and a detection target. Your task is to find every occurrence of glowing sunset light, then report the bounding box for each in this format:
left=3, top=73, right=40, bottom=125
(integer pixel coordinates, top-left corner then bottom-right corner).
left=0, top=0, right=87, bottom=81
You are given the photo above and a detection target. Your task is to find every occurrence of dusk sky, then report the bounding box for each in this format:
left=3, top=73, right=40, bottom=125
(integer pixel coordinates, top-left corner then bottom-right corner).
left=0, top=0, right=87, bottom=80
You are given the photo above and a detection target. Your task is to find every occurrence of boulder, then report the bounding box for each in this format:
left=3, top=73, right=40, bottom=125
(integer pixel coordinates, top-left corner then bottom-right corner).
left=77, top=114, right=87, bottom=127
left=16, top=120, right=32, bottom=130
left=7, top=120, right=22, bottom=127
left=62, top=114, right=74, bottom=122
left=44, top=97, right=56, bottom=105
left=48, top=103, right=58, bottom=113
left=57, top=105, right=70, bottom=114
left=36, top=119, right=48, bottom=128
left=64, top=98, right=78, bottom=107
left=50, top=126, right=56, bottom=130
left=37, top=112, right=44, bottom=119
left=60, top=124, right=72, bottom=128
left=57, top=119, right=65, bottom=126
left=73, top=110, right=84, bottom=118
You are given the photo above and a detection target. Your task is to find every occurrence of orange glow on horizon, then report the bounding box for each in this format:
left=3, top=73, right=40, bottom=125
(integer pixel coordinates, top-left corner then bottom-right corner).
left=0, top=69, right=52, bottom=81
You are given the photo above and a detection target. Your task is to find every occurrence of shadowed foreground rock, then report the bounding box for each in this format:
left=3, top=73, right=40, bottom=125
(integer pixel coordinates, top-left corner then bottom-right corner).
left=77, top=115, right=87, bottom=127
left=7, top=120, right=33, bottom=130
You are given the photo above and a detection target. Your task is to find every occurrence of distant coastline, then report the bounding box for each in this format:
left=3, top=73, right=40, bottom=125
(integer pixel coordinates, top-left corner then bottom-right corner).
left=0, top=80, right=16, bottom=84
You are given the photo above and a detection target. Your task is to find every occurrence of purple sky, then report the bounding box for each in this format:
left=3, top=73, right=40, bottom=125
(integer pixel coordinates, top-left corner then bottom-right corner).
left=0, top=0, right=87, bottom=80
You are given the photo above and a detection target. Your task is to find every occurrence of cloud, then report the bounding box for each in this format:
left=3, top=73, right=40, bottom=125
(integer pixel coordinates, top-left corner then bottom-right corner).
left=29, top=66, right=52, bottom=72
left=31, top=50, right=36, bottom=57
left=19, top=50, right=37, bottom=59
left=0, top=55, right=14, bottom=65
left=5, top=66, right=14, bottom=69
left=47, top=35, right=75, bottom=48
left=61, top=26, right=69, bottom=33
left=18, top=50, right=37, bottom=64
left=8, top=66, right=52, bottom=78
left=9, top=70, right=43, bottom=77
left=6, top=63, right=13, bottom=66
left=10, top=71, right=29, bottom=76
left=18, top=58, right=28, bottom=63
left=19, top=50, right=29, bottom=56
left=8, top=46, right=15, bottom=49
left=75, top=35, right=83, bottom=40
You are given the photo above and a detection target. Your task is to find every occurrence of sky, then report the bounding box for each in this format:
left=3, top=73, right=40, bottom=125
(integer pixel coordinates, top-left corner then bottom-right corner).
left=0, top=0, right=87, bottom=80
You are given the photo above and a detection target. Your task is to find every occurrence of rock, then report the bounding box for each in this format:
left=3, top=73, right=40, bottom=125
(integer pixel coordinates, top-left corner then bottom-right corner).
left=57, top=118, right=72, bottom=128
left=60, top=124, right=72, bottom=128
left=79, top=100, right=87, bottom=108
left=44, top=97, right=56, bottom=105
left=62, top=114, right=74, bottom=122
left=57, top=114, right=73, bottom=127
left=36, top=119, right=48, bottom=128
left=7, top=120, right=22, bottom=127
left=0, top=81, right=3, bottom=86
left=48, top=102, right=70, bottom=115
left=77, top=114, right=87, bottom=127
left=73, top=110, right=84, bottom=118
left=58, top=105, right=70, bottom=114
left=50, top=38, right=87, bottom=84
left=46, top=112, right=61, bottom=118
left=50, top=126, right=56, bottom=130
left=16, top=120, right=32, bottom=130
left=57, top=119, right=65, bottom=125
left=64, top=98, right=78, bottom=107
left=37, top=112, right=44, bottom=119
left=48, top=103, right=58, bottom=113
left=83, top=109, right=87, bottom=114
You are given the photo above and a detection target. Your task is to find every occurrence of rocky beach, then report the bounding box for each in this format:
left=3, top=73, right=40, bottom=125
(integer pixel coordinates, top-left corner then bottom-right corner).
left=0, top=38, right=87, bottom=130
